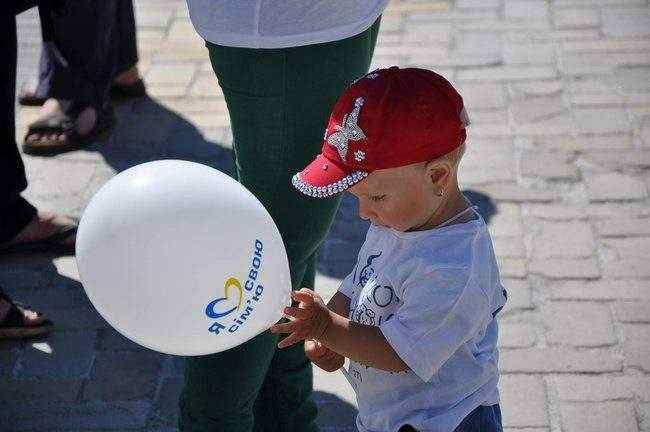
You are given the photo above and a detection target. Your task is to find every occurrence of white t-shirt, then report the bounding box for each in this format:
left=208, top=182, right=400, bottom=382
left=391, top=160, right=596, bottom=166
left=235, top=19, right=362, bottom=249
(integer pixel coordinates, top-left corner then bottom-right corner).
left=185, top=0, right=389, bottom=49
left=338, top=212, right=507, bottom=432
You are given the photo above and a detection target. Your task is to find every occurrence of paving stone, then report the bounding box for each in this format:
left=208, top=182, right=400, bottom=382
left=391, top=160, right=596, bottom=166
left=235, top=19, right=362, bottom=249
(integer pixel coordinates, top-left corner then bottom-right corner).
left=511, top=95, right=567, bottom=124
left=499, top=375, right=548, bottom=427
left=559, top=401, right=638, bottom=432
left=582, top=151, right=650, bottom=170
left=477, top=183, right=560, bottom=203
left=616, top=67, right=650, bottom=92
left=501, top=279, right=534, bottom=313
left=553, top=374, right=650, bottom=401
left=149, top=377, right=183, bottom=426
left=532, top=222, right=596, bottom=259
left=524, top=204, right=586, bottom=220
left=83, top=351, right=164, bottom=401
left=548, top=280, right=650, bottom=301
left=146, top=84, right=189, bottom=98
left=542, top=302, right=616, bottom=347
left=0, top=378, right=82, bottom=403
left=136, top=9, right=173, bottom=28
left=459, top=83, right=507, bottom=110
left=457, top=0, right=502, bottom=8
left=602, top=9, right=650, bottom=38
left=314, top=365, right=358, bottom=407
left=514, top=115, right=573, bottom=135
left=315, top=391, right=359, bottom=429
left=97, top=328, right=144, bottom=351
left=521, top=152, right=578, bottom=181
left=602, top=257, right=650, bottom=279
left=586, top=203, right=650, bottom=219
left=189, top=74, right=223, bottom=98
left=621, top=324, right=650, bottom=370
left=529, top=258, right=600, bottom=279
left=595, top=218, right=650, bottom=237
left=613, top=301, right=650, bottom=323
left=492, top=236, right=526, bottom=258
left=457, top=66, right=557, bottom=82
left=510, top=80, right=564, bottom=97
left=498, top=258, right=528, bottom=279
left=487, top=203, right=523, bottom=237
left=505, top=0, right=549, bottom=21
left=407, top=9, right=497, bottom=22
left=0, top=401, right=150, bottom=430
left=504, top=42, right=556, bottom=65
left=462, top=140, right=516, bottom=184
left=499, top=323, right=537, bottom=348
left=23, top=157, right=97, bottom=198
left=146, top=64, right=196, bottom=86
left=0, top=347, right=17, bottom=378
left=574, top=134, right=634, bottom=151
left=17, top=332, right=96, bottom=379
left=585, top=173, right=647, bottom=202
left=570, top=92, right=625, bottom=106
left=49, top=306, right=110, bottom=331
left=574, top=108, right=631, bottom=134
left=553, top=8, right=600, bottom=29
left=500, top=347, right=622, bottom=373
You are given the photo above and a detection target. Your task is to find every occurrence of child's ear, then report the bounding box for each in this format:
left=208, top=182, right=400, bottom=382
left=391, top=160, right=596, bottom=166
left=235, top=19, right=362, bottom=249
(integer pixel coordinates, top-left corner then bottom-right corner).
left=424, top=159, right=451, bottom=189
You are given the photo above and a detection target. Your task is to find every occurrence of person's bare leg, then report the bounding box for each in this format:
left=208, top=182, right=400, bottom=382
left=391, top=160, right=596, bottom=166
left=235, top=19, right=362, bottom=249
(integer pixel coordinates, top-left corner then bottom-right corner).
left=24, top=98, right=97, bottom=145
left=8, top=212, right=76, bottom=249
left=0, top=296, right=47, bottom=328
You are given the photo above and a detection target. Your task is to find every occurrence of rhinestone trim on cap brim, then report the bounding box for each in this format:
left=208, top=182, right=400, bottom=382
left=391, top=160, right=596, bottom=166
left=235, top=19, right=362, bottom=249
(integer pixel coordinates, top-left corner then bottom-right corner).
left=292, top=171, right=368, bottom=198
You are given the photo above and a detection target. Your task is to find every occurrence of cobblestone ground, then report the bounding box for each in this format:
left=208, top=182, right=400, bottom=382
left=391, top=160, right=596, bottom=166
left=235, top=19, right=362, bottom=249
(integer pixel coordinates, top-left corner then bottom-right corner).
left=2, top=1, right=650, bottom=431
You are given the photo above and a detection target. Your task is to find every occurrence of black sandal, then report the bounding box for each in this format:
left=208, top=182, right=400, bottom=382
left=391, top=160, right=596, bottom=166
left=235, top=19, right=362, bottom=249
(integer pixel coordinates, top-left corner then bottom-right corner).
left=0, top=288, right=52, bottom=340
left=22, top=103, right=115, bottom=156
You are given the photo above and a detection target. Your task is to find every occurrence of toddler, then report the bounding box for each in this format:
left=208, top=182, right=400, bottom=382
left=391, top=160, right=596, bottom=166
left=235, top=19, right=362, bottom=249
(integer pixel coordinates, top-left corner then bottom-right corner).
left=271, top=67, right=507, bottom=432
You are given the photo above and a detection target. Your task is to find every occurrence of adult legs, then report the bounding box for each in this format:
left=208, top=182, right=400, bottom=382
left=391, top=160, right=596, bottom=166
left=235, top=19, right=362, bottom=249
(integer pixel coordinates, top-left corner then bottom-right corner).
left=179, top=19, right=380, bottom=432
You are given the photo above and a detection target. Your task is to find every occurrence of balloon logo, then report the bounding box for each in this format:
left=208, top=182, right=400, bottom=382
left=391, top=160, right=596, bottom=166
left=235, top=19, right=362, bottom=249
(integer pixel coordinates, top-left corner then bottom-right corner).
left=205, top=277, right=244, bottom=319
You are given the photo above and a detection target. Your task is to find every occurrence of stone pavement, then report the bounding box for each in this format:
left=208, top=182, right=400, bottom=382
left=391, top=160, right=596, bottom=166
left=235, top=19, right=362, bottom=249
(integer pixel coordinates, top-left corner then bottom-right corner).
left=3, top=0, right=650, bottom=430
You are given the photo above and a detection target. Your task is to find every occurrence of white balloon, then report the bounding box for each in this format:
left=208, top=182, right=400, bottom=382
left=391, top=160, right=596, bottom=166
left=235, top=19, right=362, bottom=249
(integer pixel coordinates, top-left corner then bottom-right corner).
left=76, top=160, right=291, bottom=356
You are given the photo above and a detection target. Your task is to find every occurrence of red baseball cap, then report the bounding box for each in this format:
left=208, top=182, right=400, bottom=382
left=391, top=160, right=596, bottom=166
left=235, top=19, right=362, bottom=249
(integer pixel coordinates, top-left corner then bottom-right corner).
left=292, top=66, right=470, bottom=198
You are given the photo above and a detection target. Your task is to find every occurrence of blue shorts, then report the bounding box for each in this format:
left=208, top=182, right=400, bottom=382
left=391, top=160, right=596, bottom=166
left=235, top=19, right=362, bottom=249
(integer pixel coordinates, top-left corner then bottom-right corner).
left=398, top=404, right=503, bottom=432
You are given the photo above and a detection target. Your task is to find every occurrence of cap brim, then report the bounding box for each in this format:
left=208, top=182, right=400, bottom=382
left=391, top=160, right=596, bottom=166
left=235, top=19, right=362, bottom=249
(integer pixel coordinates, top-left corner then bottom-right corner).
left=292, top=154, right=368, bottom=198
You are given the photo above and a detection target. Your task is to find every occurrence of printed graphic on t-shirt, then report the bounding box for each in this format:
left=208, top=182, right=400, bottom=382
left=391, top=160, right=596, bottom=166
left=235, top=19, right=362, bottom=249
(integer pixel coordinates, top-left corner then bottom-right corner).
left=346, top=250, right=407, bottom=380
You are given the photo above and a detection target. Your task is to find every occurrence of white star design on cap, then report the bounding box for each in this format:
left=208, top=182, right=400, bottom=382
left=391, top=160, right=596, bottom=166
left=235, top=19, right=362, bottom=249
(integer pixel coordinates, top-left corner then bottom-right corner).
left=354, top=150, right=366, bottom=162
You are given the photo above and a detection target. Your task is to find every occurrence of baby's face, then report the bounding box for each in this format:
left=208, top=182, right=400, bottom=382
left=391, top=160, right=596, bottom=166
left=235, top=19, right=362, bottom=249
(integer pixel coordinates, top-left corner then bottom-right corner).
left=348, top=163, right=441, bottom=232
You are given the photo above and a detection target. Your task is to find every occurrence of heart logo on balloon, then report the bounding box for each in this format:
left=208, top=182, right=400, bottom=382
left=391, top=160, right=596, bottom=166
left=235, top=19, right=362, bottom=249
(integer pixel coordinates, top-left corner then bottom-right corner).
left=205, top=277, right=243, bottom=319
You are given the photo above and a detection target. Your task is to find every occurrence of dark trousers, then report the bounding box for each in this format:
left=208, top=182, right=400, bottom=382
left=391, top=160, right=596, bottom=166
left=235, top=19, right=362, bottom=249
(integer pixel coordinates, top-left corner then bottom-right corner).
left=1, top=0, right=135, bottom=242
left=33, top=0, right=138, bottom=107
left=179, top=19, right=381, bottom=432
left=398, top=404, right=504, bottom=432
left=1, top=14, right=37, bottom=243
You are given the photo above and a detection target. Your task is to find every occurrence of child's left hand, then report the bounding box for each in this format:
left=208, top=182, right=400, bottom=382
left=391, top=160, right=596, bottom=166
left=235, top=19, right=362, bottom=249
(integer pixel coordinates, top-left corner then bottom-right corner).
left=270, top=288, right=332, bottom=348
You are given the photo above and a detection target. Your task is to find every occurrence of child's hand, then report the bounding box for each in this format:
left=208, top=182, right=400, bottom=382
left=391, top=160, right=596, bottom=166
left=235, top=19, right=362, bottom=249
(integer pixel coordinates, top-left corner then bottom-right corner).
left=305, top=339, right=344, bottom=372
left=270, top=288, right=332, bottom=348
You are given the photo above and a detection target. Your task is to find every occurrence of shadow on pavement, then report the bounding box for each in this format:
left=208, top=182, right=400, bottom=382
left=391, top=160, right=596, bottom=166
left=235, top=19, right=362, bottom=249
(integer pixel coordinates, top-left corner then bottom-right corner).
left=314, top=390, right=358, bottom=430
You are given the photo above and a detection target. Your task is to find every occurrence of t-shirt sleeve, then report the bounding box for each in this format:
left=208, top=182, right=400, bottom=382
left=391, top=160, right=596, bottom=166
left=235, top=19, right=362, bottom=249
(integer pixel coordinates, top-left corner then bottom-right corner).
left=337, top=263, right=358, bottom=299
left=380, top=267, right=489, bottom=382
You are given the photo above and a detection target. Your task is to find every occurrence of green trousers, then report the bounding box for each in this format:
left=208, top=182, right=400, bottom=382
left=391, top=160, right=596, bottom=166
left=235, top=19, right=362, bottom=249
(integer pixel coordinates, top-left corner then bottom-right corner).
left=178, top=19, right=380, bottom=432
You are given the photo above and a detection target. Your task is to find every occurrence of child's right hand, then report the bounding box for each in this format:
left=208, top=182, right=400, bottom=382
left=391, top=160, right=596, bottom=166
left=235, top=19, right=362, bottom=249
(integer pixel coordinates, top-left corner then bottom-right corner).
left=305, top=339, right=344, bottom=372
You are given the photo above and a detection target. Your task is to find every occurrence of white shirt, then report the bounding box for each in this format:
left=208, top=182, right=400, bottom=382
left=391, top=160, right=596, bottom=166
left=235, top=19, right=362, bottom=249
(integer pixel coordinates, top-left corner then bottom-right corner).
left=185, top=0, right=389, bottom=49
left=338, top=212, right=507, bottom=432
